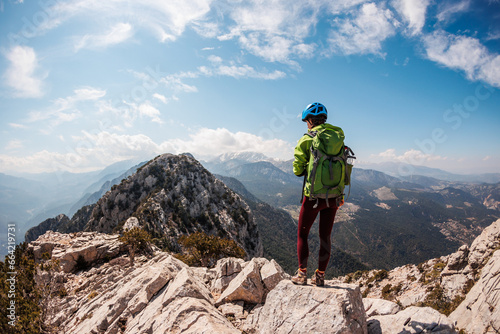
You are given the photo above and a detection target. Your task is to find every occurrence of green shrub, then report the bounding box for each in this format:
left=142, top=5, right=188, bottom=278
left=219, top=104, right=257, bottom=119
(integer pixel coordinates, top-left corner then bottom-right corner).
left=0, top=243, right=41, bottom=334
left=176, top=231, right=246, bottom=267
left=381, top=284, right=392, bottom=299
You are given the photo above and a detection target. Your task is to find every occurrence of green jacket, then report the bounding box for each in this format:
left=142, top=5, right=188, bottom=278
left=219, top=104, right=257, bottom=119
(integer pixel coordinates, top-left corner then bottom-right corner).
left=293, top=123, right=345, bottom=197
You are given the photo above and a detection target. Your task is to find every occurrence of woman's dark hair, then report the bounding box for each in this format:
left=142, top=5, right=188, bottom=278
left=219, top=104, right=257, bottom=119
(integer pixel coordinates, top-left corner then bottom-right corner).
left=308, top=115, right=326, bottom=127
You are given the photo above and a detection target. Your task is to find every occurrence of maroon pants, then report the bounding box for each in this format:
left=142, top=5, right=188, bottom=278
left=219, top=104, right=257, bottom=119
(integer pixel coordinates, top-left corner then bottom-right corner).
left=297, top=196, right=338, bottom=272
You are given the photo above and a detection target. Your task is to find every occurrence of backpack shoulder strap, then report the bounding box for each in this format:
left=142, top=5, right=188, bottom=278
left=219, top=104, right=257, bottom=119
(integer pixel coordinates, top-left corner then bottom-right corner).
left=304, top=130, right=318, bottom=138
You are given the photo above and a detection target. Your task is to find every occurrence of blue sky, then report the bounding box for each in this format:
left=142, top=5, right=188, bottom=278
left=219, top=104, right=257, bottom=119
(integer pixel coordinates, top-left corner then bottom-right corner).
left=0, top=0, right=499, bottom=175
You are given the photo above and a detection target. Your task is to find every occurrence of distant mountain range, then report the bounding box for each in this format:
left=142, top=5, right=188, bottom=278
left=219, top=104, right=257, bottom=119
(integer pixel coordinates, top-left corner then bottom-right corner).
left=358, top=161, right=500, bottom=184
left=0, top=159, right=143, bottom=256
left=201, top=152, right=500, bottom=270
left=2, top=152, right=499, bottom=274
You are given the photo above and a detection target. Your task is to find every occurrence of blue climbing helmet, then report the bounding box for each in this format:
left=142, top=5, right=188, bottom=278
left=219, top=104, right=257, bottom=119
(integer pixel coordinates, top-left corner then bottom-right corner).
left=301, top=102, right=327, bottom=122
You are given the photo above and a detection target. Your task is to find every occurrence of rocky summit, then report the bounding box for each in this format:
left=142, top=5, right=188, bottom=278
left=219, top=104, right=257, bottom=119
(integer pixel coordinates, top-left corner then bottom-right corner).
left=30, top=230, right=368, bottom=334
left=26, top=153, right=263, bottom=259
left=28, top=217, right=500, bottom=333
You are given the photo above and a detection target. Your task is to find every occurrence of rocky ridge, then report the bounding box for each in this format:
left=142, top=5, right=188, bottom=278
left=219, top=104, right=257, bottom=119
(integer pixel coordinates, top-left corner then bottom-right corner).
left=30, top=219, right=500, bottom=334
left=26, top=153, right=263, bottom=259
left=332, top=218, right=500, bottom=333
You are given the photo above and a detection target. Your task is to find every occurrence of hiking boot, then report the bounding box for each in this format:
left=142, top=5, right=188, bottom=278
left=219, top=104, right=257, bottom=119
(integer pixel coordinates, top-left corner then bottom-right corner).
left=311, top=269, right=325, bottom=287
left=291, top=269, right=307, bottom=285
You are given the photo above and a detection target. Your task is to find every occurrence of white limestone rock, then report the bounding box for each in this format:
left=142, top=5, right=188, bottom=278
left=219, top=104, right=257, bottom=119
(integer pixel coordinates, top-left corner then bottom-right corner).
left=215, top=258, right=267, bottom=306
left=30, top=231, right=127, bottom=273
left=363, top=298, right=400, bottom=317
left=260, top=258, right=289, bottom=292
left=367, top=306, right=455, bottom=334
left=244, top=280, right=367, bottom=334
left=449, top=249, right=500, bottom=334
left=211, top=257, right=245, bottom=294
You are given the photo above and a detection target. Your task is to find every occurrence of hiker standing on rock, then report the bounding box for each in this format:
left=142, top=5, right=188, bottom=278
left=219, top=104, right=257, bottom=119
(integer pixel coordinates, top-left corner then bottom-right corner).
left=291, top=102, right=353, bottom=287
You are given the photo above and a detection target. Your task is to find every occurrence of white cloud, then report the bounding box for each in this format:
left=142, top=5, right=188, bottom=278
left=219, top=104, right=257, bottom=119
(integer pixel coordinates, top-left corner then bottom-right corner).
left=129, top=56, right=285, bottom=101
left=35, top=0, right=212, bottom=43
left=5, top=139, right=24, bottom=150
left=26, top=87, right=106, bottom=131
left=74, top=22, right=133, bottom=51
left=165, top=127, right=294, bottom=160
left=160, top=74, right=199, bottom=93
left=392, top=0, right=430, bottom=35
left=153, top=93, right=168, bottom=104
left=220, top=0, right=325, bottom=64
left=9, top=123, right=28, bottom=129
left=98, top=98, right=163, bottom=127
left=199, top=63, right=286, bottom=80
left=0, top=128, right=293, bottom=173
left=328, top=3, right=399, bottom=57
left=207, top=55, right=222, bottom=63
left=485, top=31, right=500, bottom=41
left=423, top=30, right=500, bottom=87
left=371, top=148, right=447, bottom=165
left=327, top=0, right=370, bottom=14
left=436, top=0, right=470, bottom=23
left=138, top=103, right=162, bottom=124
left=3, top=45, right=45, bottom=98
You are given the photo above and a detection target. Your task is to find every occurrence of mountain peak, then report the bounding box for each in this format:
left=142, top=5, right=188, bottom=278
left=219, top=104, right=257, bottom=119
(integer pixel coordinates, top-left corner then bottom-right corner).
left=215, top=151, right=273, bottom=163
left=82, top=153, right=262, bottom=258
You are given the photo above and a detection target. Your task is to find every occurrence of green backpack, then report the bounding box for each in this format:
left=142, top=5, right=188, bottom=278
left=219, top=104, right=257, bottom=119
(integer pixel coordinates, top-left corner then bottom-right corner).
left=303, top=126, right=355, bottom=207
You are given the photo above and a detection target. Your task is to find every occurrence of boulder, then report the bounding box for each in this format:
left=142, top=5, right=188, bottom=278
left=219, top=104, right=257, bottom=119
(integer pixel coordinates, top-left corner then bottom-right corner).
left=50, top=254, right=187, bottom=333
left=367, top=306, right=455, bottom=334
left=128, top=297, right=240, bottom=334
left=218, top=301, right=245, bottom=318
left=467, top=219, right=500, bottom=269
left=244, top=280, right=367, bottom=334
left=160, top=267, right=213, bottom=306
left=123, top=265, right=235, bottom=334
left=449, top=249, right=500, bottom=334
left=122, top=217, right=139, bottom=231
left=211, top=257, right=245, bottom=294
left=363, top=298, right=400, bottom=317
left=442, top=245, right=469, bottom=274
left=215, top=258, right=266, bottom=306
left=260, top=259, right=289, bottom=292
left=30, top=231, right=127, bottom=273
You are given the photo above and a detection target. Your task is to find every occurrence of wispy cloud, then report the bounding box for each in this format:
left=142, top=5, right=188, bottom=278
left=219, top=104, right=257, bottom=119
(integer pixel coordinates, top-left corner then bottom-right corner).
left=485, top=31, right=500, bottom=41
left=423, top=30, right=500, bottom=87
left=436, top=0, right=471, bottom=23
left=392, top=0, right=430, bottom=36
left=371, top=148, right=447, bottom=164
left=0, top=128, right=293, bottom=173
left=199, top=63, right=286, bottom=80
left=218, top=0, right=325, bottom=65
left=27, top=87, right=106, bottom=132
left=2, top=45, right=46, bottom=98
left=153, top=93, right=168, bottom=104
left=328, top=3, right=399, bottom=57
left=74, top=22, right=133, bottom=51
left=9, top=123, right=28, bottom=129
left=126, top=55, right=286, bottom=105
left=32, top=0, right=212, bottom=42
left=98, top=98, right=164, bottom=128
left=5, top=139, right=24, bottom=150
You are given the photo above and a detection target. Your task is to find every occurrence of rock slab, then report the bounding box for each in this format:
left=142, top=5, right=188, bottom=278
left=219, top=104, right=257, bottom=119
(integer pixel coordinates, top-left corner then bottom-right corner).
left=367, top=306, right=456, bottom=334
left=450, top=249, right=500, bottom=334
left=244, top=280, right=367, bottom=334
